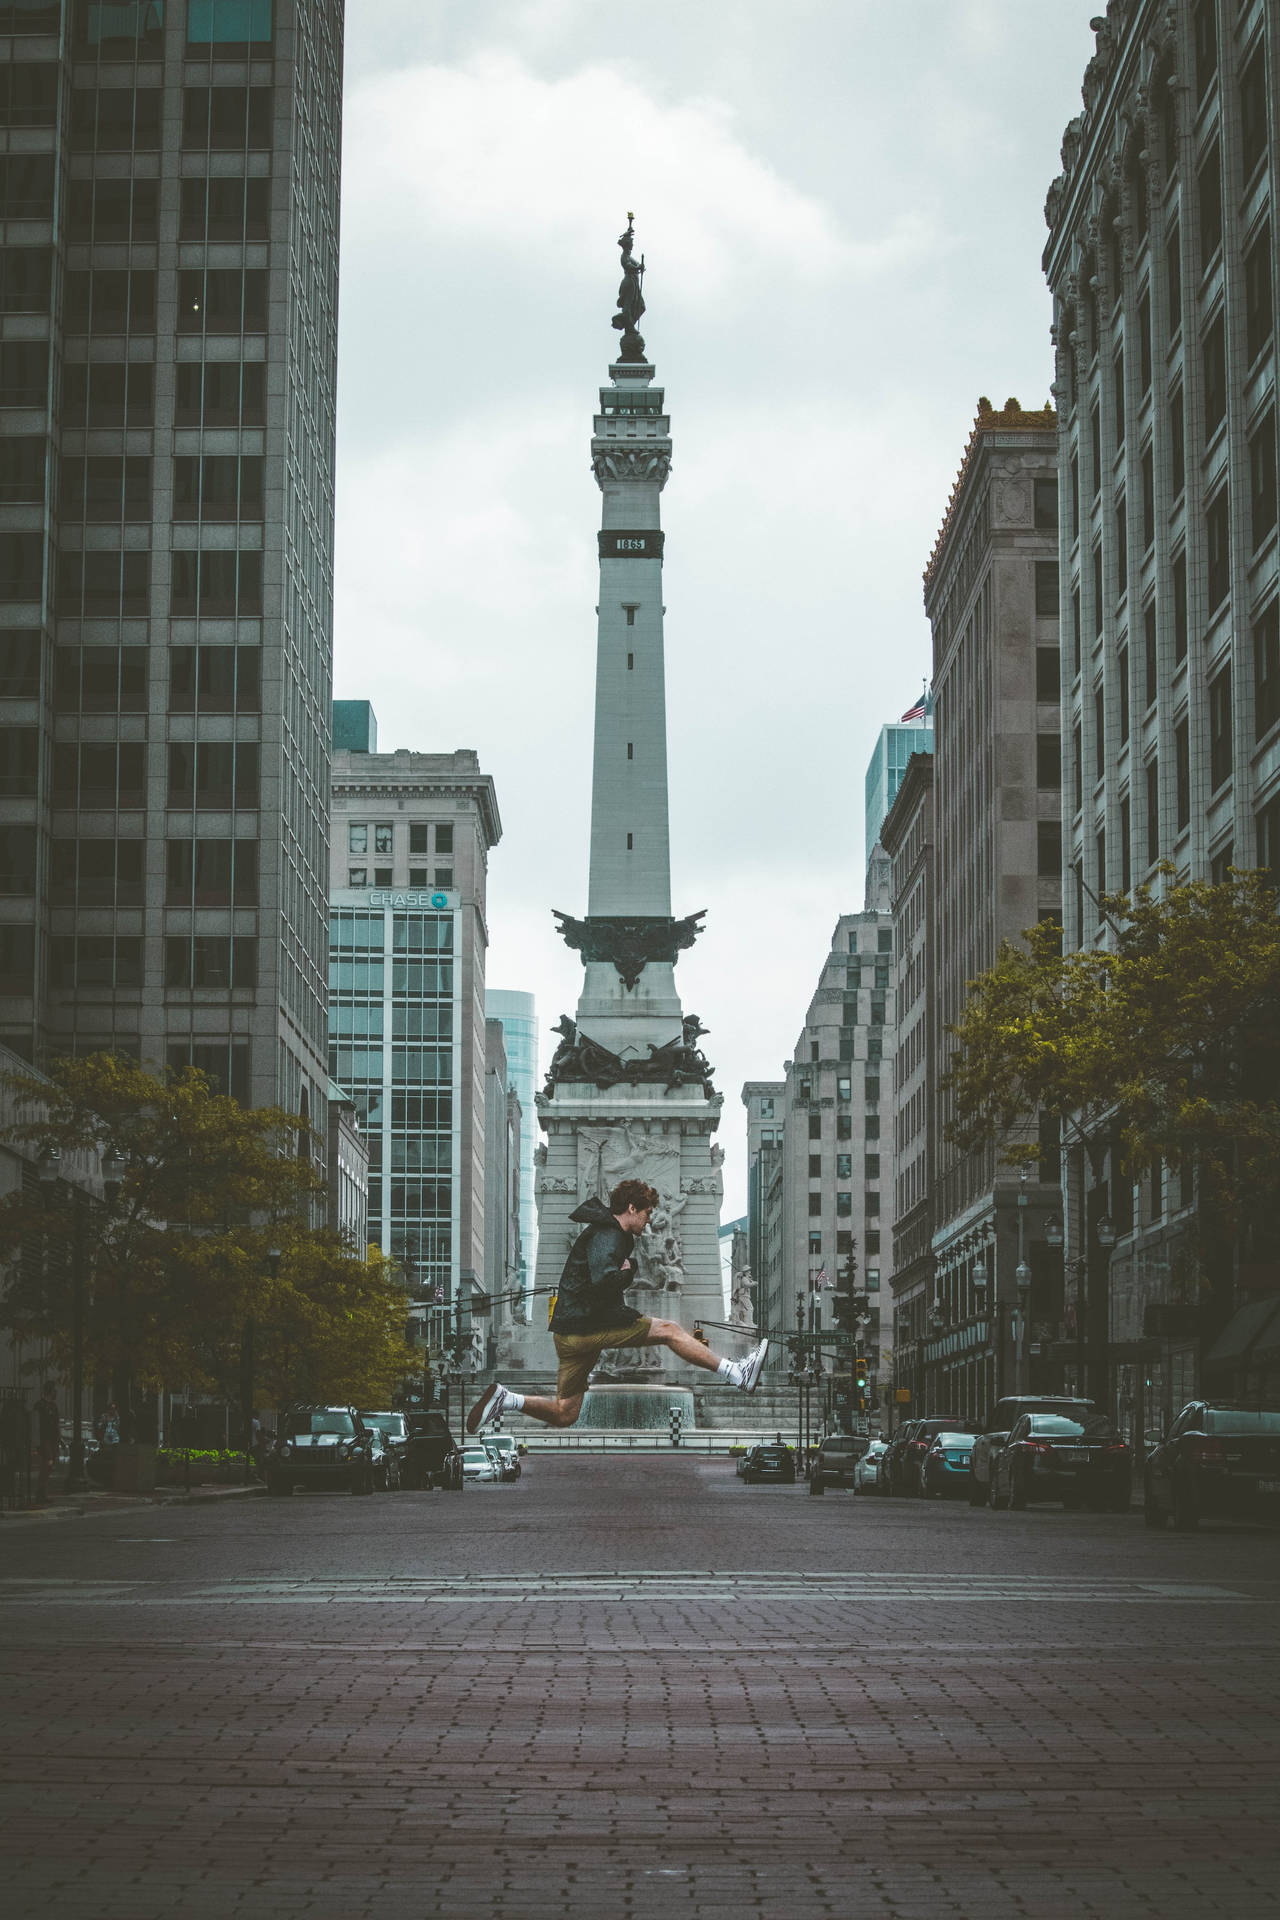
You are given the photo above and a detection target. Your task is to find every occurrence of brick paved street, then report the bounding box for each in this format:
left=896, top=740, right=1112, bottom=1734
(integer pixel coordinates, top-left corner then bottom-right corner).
left=2, top=1455, right=1279, bottom=1920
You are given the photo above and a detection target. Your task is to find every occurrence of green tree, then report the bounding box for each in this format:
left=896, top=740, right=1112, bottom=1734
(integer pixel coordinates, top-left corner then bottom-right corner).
left=0, top=1054, right=412, bottom=1427
left=944, top=869, right=1280, bottom=1266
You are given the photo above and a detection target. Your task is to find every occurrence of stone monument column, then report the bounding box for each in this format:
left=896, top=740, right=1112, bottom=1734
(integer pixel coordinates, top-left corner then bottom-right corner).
left=526, top=220, right=725, bottom=1382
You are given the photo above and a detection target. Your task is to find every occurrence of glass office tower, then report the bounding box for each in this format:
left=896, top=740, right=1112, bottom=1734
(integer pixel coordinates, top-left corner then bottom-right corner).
left=0, top=0, right=342, bottom=1148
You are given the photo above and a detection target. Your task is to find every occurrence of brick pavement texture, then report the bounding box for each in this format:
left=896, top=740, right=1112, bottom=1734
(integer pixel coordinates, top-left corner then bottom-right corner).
left=1, top=1455, right=1278, bottom=1920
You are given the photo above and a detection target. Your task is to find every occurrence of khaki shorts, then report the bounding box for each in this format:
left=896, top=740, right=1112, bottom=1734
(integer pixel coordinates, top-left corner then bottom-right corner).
left=553, top=1318, right=652, bottom=1400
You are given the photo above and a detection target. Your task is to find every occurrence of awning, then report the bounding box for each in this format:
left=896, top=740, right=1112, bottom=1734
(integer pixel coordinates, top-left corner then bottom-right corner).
left=1204, top=1295, right=1280, bottom=1368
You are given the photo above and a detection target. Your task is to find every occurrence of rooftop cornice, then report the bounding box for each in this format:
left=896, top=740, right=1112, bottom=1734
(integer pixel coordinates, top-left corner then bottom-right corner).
left=923, top=397, right=1057, bottom=597
left=1041, top=0, right=1169, bottom=281
left=331, top=768, right=502, bottom=848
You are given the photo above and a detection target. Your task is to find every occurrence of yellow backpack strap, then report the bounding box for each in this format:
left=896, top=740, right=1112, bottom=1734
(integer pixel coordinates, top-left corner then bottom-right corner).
left=547, top=1290, right=557, bottom=1328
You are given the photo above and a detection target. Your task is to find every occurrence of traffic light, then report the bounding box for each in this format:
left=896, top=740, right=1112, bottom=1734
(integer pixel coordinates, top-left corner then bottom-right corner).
left=854, top=1354, right=868, bottom=1412
left=832, top=1288, right=860, bottom=1336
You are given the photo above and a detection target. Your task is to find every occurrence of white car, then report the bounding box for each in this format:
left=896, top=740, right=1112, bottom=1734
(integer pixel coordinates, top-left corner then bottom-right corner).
left=461, top=1446, right=499, bottom=1483
left=853, top=1439, right=888, bottom=1493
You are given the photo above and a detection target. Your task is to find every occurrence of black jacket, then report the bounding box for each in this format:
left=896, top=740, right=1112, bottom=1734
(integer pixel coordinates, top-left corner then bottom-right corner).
left=550, top=1197, right=640, bottom=1334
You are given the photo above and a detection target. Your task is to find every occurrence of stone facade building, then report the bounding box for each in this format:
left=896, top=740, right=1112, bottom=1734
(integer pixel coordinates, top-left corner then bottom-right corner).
left=328, top=722, right=501, bottom=1346
left=0, top=2, right=344, bottom=1153
left=483, top=1014, right=523, bottom=1369
left=779, top=900, right=894, bottom=1403
left=325, top=1078, right=368, bottom=1252
left=1042, top=0, right=1280, bottom=1431
left=921, top=399, right=1064, bottom=1425
left=741, top=1079, right=786, bottom=1353
left=879, top=750, right=935, bottom=1422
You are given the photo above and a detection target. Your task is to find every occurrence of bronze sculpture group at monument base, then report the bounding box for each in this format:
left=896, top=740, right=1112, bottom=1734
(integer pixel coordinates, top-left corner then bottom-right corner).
left=543, top=1013, right=716, bottom=1098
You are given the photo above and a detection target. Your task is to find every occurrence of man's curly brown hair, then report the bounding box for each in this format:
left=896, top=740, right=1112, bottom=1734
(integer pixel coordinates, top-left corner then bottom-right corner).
left=609, top=1179, right=659, bottom=1217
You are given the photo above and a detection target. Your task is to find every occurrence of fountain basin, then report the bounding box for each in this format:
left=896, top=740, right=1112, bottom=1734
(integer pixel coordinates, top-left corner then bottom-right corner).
left=579, top=1382, right=697, bottom=1430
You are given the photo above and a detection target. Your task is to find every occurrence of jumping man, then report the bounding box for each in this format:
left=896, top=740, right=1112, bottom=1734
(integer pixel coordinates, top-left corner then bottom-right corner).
left=467, top=1179, right=768, bottom=1433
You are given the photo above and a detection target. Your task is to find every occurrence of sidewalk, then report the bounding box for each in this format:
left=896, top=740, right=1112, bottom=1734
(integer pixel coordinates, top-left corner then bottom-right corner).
left=1, top=1482, right=265, bottom=1527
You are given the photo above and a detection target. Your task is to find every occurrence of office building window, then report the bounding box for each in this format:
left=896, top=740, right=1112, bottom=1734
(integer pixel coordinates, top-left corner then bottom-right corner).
left=177, top=268, right=268, bottom=334
left=808, top=1193, right=822, bottom=1217
left=836, top=1113, right=852, bottom=1141
left=62, top=361, right=153, bottom=428
left=434, top=868, right=453, bottom=887
left=172, top=455, right=264, bottom=523
left=0, top=632, right=40, bottom=698
left=1202, top=314, right=1226, bottom=438
left=836, top=1191, right=852, bottom=1216
left=1208, top=666, right=1232, bottom=791
left=436, top=824, right=454, bottom=853
left=69, top=86, right=162, bottom=151
left=1035, top=645, right=1060, bottom=701
left=808, top=1232, right=822, bottom=1256
left=1035, top=561, right=1059, bottom=616
left=837, top=1076, right=852, bottom=1103
left=864, top=1155, right=880, bottom=1180
left=1120, top=794, right=1132, bottom=892
left=59, top=455, right=151, bottom=522
left=1036, top=734, right=1061, bottom=788
left=1257, top=794, right=1280, bottom=883
left=1037, top=820, right=1062, bottom=876
left=1143, top=602, right=1157, bottom=707
left=170, top=551, right=262, bottom=616
left=1116, top=497, right=1127, bottom=595
left=165, top=838, right=258, bottom=906
left=1145, top=758, right=1159, bottom=864
left=1170, top=382, right=1185, bottom=494
left=1198, top=141, right=1222, bottom=271
left=168, top=647, right=260, bottom=713
left=182, top=85, right=273, bottom=150
left=1250, top=411, right=1277, bottom=549
left=165, top=935, right=258, bottom=990
left=55, top=551, right=149, bottom=616
left=349, top=825, right=368, bottom=855
left=1173, top=551, right=1188, bottom=662
left=68, top=176, right=157, bottom=242
left=1255, top=602, right=1280, bottom=740
left=1117, top=643, right=1130, bottom=744
left=348, top=868, right=368, bottom=888
left=1093, top=545, right=1103, bottom=638
left=809, top=1154, right=822, bottom=1179
left=0, top=247, right=51, bottom=314
left=374, top=824, right=393, bottom=855
left=1167, top=221, right=1181, bottom=335
left=64, top=268, right=156, bottom=333
left=1113, top=345, right=1125, bottom=447
left=167, top=742, right=259, bottom=810
left=1245, top=225, right=1273, bottom=367
left=808, top=1114, right=821, bottom=1141
left=1205, top=490, right=1230, bottom=612
left=1174, top=719, right=1191, bottom=832
left=1141, top=445, right=1154, bottom=550
left=1034, top=478, right=1058, bottom=529
left=1240, top=41, right=1267, bottom=183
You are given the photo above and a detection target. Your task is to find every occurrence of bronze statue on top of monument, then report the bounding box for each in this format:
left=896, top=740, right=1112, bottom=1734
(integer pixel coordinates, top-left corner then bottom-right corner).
left=612, top=213, right=647, bottom=362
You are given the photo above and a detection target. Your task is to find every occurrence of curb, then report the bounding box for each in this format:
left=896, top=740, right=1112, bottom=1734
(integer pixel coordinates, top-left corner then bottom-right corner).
left=0, top=1481, right=266, bottom=1527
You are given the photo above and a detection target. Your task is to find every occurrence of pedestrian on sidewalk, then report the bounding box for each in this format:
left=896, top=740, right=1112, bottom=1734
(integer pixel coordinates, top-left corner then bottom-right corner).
left=468, top=1180, right=768, bottom=1434
left=33, top=1382, right=60, bottom=1505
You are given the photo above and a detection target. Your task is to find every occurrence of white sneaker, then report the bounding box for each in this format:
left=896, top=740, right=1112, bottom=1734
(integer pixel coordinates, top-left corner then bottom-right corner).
left=736, top=1338, right=769, bottom=1394
left=466, top=1382, right=508, bottom=1435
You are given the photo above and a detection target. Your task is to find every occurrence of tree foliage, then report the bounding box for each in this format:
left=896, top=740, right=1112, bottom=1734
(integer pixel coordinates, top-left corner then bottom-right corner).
left=943, top=869, right=1280, bottom=1240
left=0, top=1054, right=413, bottom=1410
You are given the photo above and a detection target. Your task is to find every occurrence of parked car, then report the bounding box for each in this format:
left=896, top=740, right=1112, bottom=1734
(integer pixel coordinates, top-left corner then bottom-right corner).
left=877, top=1421, right=923, bottom=1495
left=853, top=1438, right=888, bottom=1493
left=402, top=1410, right=464, bottom=1491
left=1144, top=1402, right=1280, bottom=1532
left=266, top=1406, right=374, bottom=1496
left=738, top=1443, right=796, bottom=1484
left=808, top=1433, right=870, bottom=1494
left=966, top=1396, right=1097, bottom=1507
left=890, top=1416, right=977, bottom=1495
left=989, top=1411, right=1131, bottom=1512
left=920, top=1430, right=977, bottom=1498
left=461, top=1445, right=500, bottom=1483
left=360, top=1410, right=409, bottom=1470
left=483, top=1435, right=521, bottom=1482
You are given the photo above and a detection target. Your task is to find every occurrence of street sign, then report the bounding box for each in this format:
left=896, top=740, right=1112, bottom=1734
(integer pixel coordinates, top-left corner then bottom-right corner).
left=895, top=1387, right=911, bottom=1403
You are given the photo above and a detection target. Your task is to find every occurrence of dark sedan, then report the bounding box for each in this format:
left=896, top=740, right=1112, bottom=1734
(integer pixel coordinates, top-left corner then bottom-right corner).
left=738, top=1444, right=796, bottom=1484
left=877, top=1420, right=923, bottom=1495
left=266, top=1407, right=374, bottom=1496
left=1144, top=1402, right=1280, bottom=1532
left=990, top=1412, right=1131, bottom=1512
left=966, top=1396, right=1097, bottom=1506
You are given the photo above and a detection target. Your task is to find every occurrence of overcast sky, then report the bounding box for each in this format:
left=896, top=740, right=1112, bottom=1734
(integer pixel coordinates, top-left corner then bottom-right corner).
left=332, top=1, right=1100, bottom=1223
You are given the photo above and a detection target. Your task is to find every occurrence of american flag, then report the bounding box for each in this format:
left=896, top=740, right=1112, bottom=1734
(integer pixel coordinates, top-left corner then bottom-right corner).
left=814, top=1268, right=832, bottom=1289
left=432, top=1285, right=445, bottom=1303
left=900, top=697, right=928, bottom=722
